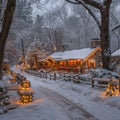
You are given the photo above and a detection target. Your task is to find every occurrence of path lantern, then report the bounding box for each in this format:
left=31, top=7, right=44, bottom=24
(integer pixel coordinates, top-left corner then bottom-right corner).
left=18, top=80, right=34, bottom=104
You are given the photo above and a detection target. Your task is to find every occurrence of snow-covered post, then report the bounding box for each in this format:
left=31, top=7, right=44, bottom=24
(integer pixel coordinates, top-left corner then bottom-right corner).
left=92, top=77, right=94, bottom=88
left=50, top=74, right=52, bottom=80
left=63, top=73, right=65, bottom=81
left=45, top=73, right=47, bottom=79
left=54, top=72, right=56, bottom=81
left=40, top=70, right=43, bottom=79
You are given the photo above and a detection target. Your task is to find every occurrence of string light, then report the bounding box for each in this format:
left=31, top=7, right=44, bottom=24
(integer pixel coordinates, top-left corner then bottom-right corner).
left=106, top=80, right=119, bottom=97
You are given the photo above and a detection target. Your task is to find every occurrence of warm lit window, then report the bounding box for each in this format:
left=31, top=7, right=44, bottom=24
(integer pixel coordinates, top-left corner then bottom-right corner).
left=76, top=60, right=83, bottom=66
left=89, top=60, right=96, bottom=68
left=92, top=62, right=96, bottom=68
left=60, top=61, right=66, bottom=67
left=68, top=60, right=76, bottom=67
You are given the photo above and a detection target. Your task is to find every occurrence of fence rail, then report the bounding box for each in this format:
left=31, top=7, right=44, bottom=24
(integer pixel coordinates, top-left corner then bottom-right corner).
left=26, top=70, right=120, bottom=89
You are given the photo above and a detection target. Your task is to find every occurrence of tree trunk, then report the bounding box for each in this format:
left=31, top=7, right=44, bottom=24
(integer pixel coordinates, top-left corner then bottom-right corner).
left=0, top=0, right=16, bottom=80
left=100, top=7, right=111, bottom=70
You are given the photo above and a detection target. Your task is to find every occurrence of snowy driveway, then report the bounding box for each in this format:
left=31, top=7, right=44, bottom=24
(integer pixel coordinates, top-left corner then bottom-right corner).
left=1, top=72, right=95, bottom=120
left=1, top=69, right=120, bottom=120
left=26, top=73, right=95, bottom=120
left=38, top=86, right=95, bottom=120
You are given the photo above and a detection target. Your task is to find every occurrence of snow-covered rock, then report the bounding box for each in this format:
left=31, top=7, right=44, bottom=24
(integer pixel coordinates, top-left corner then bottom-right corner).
left=0, top=107, right=8, bottom=114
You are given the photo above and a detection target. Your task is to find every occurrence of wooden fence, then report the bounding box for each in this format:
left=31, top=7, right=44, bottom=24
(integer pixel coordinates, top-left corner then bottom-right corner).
left=26, top=70, right=120, bottom=89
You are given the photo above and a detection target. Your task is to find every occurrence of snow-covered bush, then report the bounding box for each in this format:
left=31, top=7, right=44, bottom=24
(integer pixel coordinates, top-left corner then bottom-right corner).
left=115, top=64, right=120, bottom=74
left=0, top=85, right=10, bottom=114
left=0, top=86, right=10, bottom=105
left=79, top=74, right=92, bottom=81
left=0, top=107, right=8, bottom=114
left=0, top=74, right=12, bottom=114
left=89, top=69, right=118, bottom=79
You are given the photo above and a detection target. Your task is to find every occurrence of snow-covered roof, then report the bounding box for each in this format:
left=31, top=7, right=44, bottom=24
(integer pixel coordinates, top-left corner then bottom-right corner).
left=112, top=49, right=120, bottom=57
left=50, top=48, right=99, bottom=61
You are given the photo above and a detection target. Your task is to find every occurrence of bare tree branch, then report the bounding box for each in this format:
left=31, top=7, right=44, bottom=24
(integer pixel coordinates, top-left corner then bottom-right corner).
left=112, top=24, right=120, bottom=32
left=65, top=0, right=80, bottom=4
left=78, top=2, right=101, bottom=30
left=65, top=0, right=101, bottom=29
left=65, top=0, right=113, bottom=70
left=65, top=0, right=103, bottom=9
left=78, top=0, right=103, bottom=9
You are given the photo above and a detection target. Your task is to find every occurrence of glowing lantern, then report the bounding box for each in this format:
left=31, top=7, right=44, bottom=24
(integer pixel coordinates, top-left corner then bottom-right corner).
left=18, top=80, right=34, bottom=104
left=6, top=69, right=12, bottom=75
left=13, top=73, right=17, bottom=78
left=21, top=81, right=31, bottom=88
left=106, top=80, right=119, bottom=96
left=19, top=89, right=34, bottom=104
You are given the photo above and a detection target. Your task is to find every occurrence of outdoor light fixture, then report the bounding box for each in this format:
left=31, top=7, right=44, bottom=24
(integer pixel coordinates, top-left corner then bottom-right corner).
left=106, top=80, right=119, bottom=96
left=18, top=80, right=34, bottom=104
left=21, top=81, right=31, bottom=88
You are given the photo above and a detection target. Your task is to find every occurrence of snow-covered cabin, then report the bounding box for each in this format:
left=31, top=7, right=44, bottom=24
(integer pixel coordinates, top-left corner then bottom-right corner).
left=47, top=39, right=102, bottom=73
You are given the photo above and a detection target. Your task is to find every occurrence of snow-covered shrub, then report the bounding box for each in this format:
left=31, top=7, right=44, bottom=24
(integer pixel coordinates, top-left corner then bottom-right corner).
left=115, top=64, right=120, bottom=74
left=89, top=69, right=118, bottom=79
left=0, top=107, right=8, bottom=114
left=0, top=87, right=10, bottom=106
left=0, top=74, right=12, bottom=114
left=79, top=74, right=92, bottom=81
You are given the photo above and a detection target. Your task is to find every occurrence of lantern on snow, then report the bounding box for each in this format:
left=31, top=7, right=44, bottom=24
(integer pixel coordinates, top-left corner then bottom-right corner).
left=21, top=80, right=31, bottom=88
left=18, top=80, right=34, bottom=104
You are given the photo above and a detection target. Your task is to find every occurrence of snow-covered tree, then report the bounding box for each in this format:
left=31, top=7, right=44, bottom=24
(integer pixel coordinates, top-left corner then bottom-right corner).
left=0, top=0, right=16, bottom=80
left=65, top=0, right=112, bottom=70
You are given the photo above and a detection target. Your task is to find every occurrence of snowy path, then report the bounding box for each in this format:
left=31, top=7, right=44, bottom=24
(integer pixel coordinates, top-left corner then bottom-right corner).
left=1, top=72, right=95, bottom=120
left=26, top=73, right=95, bottom=120
left=1, top=68, right=120, bottom=120
left=38, top=87, right=95, bottom=120
left=25, top=73, right=120, bottom=120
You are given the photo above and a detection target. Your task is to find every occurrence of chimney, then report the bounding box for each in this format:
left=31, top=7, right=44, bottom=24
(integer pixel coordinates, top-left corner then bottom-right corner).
left=91, top=38, right=101, bottom=48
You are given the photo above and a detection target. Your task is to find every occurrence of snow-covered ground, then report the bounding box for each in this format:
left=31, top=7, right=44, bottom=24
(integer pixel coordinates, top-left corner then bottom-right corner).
left=1, top=67, right=120, bottom=120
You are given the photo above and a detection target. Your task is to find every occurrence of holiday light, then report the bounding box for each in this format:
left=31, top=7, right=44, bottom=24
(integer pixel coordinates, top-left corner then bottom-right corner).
left=106, top=80, right=119, bottom=97
left=21, top=81, right=30, bottom=88
left=18, top=80, right=34, bottom=104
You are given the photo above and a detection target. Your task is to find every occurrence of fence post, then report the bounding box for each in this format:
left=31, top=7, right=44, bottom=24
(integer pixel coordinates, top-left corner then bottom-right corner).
left=54, top=72, right=56, bottom=81
left=78, top=76, right=81, bottom=84
left=45, top=73, right=47, bottom=79
left=92, top=77, right=94, bottom=88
